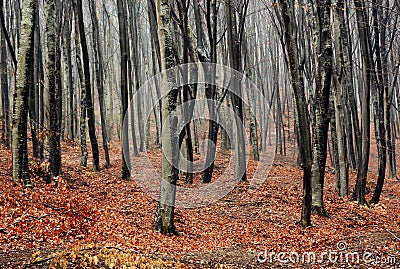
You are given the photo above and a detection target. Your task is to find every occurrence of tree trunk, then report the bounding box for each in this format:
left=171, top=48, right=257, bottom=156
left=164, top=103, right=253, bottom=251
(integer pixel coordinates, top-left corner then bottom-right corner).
left=64, top=6, right=75, bottom=141
left=154, top=0, right=180, bottom=235
left=117, top=0, right=132, bottom=180
left=44, top=0, right=62, bottom=182
left=370, top=0, right=387, bottom=204
left=73, top=6, right=88, bottom=167
left=89, top=0, right=110, bottom=168
left=202, top=0, right=220, bottom=184
left=12, top=0, right=37, bottom=186
left=352, top=0, right=372, bottom=205
left=75, top=0, right=100, bottom=171
left=1, top=20, right=10, bottom=148
left=226, top=0, right=247, bottom=182
left=333, top=0, right=349, bottom=197
left=278, top=0, right=312, bottom=227
left=307, top=0, right=333, bottom=216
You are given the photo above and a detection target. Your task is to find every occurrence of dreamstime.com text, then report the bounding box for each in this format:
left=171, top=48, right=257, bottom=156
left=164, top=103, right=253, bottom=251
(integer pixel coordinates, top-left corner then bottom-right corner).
left=257, top=241, right=398, bottom=266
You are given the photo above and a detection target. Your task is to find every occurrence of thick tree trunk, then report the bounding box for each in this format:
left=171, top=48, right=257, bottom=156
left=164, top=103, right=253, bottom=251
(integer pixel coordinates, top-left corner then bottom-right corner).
left=12, top=0, right=37, bottom=186
left=154, top=0, right=179, bottom=235
left=308, top=0, right=333, bottom=217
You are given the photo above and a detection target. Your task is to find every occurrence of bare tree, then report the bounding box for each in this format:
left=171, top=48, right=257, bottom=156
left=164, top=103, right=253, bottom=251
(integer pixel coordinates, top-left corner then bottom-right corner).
left=278, top=0, right=312, bottom=227
left=154, top=0, right=180, bottom=235
left=12, top=0, right=37, bottom=186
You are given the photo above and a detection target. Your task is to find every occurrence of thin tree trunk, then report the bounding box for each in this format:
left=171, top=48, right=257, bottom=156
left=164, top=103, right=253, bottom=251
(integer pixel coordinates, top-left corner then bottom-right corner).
left=333, top=0, right=349, bottom=197
left=226, top=0, right=247, bottom=182
left=75, top=0, right=100, bottom=171
left=0, top=20, right=10, bottom=148
left=74, top=6, right=88, bottom=167
left=44, top=0, right=62, bottom=182
left=370, top=0, right=387, bottom=204
left=117, top=0, right=133, bottom=180
left=89, top=0, right=110, bottom=168
left=278, top=0, right=312, bottom=227
left=352, top=0, right=372, bottom=205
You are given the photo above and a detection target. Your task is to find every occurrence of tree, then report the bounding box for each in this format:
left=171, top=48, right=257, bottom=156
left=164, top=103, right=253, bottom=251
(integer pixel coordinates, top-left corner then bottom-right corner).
left=201, top=0, right=220, bottom=184
left=89, top=0, right=110, bottom=169
left=1, top=22, right=10, bottom=148
left=117, top=0, right=132, bottom=180
left=332, top=0, right=350, bottom=197
left=226, top=0, right=248, bottom=182
left=307, top=0, right=334, bottom=216
left=12, top=0, right=37, bottom=186
left=352, top=0, right=372, bottom=205
left=154, top=0, right=180, bottom=235
left=73, top=1, right=88, bottom=167
left=278, top=0, right=312, bottom=227
left=44, top=0, right=62, bottom=182
left=75, top=0, right=100, bottom=171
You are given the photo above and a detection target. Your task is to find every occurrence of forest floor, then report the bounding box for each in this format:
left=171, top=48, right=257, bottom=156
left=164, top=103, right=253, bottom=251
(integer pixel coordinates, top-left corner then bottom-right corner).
left=0, top=138, right=400, bottom=268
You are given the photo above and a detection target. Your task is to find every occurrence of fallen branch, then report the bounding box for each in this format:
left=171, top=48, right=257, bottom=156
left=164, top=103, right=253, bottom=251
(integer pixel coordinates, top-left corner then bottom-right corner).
left=386, top=229, right=400, bottom=241
left=104, top=246, right=127, bottom=253
left=43, top=202, right=63, bottom=211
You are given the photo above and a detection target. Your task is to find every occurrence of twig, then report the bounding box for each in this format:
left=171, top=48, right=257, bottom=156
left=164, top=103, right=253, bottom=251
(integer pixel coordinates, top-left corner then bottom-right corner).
left=29, top=255, right=56, bottom=265
left=43, top=202, right=93, bottom=221
left=43, top=202, right=63, bottom=211
left=27, top=214, right=50, bottom=221
left=104, top=246, right=127, bottom=253
left=386, top=229, right=400, bottom=241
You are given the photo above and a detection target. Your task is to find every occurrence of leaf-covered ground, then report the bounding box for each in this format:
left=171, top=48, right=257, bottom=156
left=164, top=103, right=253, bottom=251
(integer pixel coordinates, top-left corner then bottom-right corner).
left=0, top=141, right=400, bottom=268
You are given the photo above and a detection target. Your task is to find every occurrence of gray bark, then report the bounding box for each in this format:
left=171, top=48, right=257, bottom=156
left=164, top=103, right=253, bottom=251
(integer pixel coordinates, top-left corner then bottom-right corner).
left=278, top=0, right=312, bottom=227
left=12, top=0, right=37, bottom=186
left=308, top=0, right=334, bottom=216
left=154, top=0, right=180, bottom=235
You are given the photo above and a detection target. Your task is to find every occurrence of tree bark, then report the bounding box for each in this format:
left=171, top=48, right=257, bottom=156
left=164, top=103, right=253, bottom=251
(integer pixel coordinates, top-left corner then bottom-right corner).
left=352, top=0, right=372, bottom=205
left=154, top=0, right=180, bottom=235
left=44, top=0, right=62, bottom=182
left=307, top=0, right=333, bottom=216
left=12, top=0, right=37, bottom=186
left=1, top=20, right=10, bottom=148
left=278, top=0, right=312, bottom=227
left=75, top=0, right=100, bottom=171
left=117, top=0, right=132, bottom=180
left=89, top=0, right=110, bottom=168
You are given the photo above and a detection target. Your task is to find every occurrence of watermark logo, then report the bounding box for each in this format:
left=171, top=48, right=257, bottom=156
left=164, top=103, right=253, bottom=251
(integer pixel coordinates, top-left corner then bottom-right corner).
left=257, top=241, right=398, bottom=266
left=122, top=63, right=276, bottom=208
